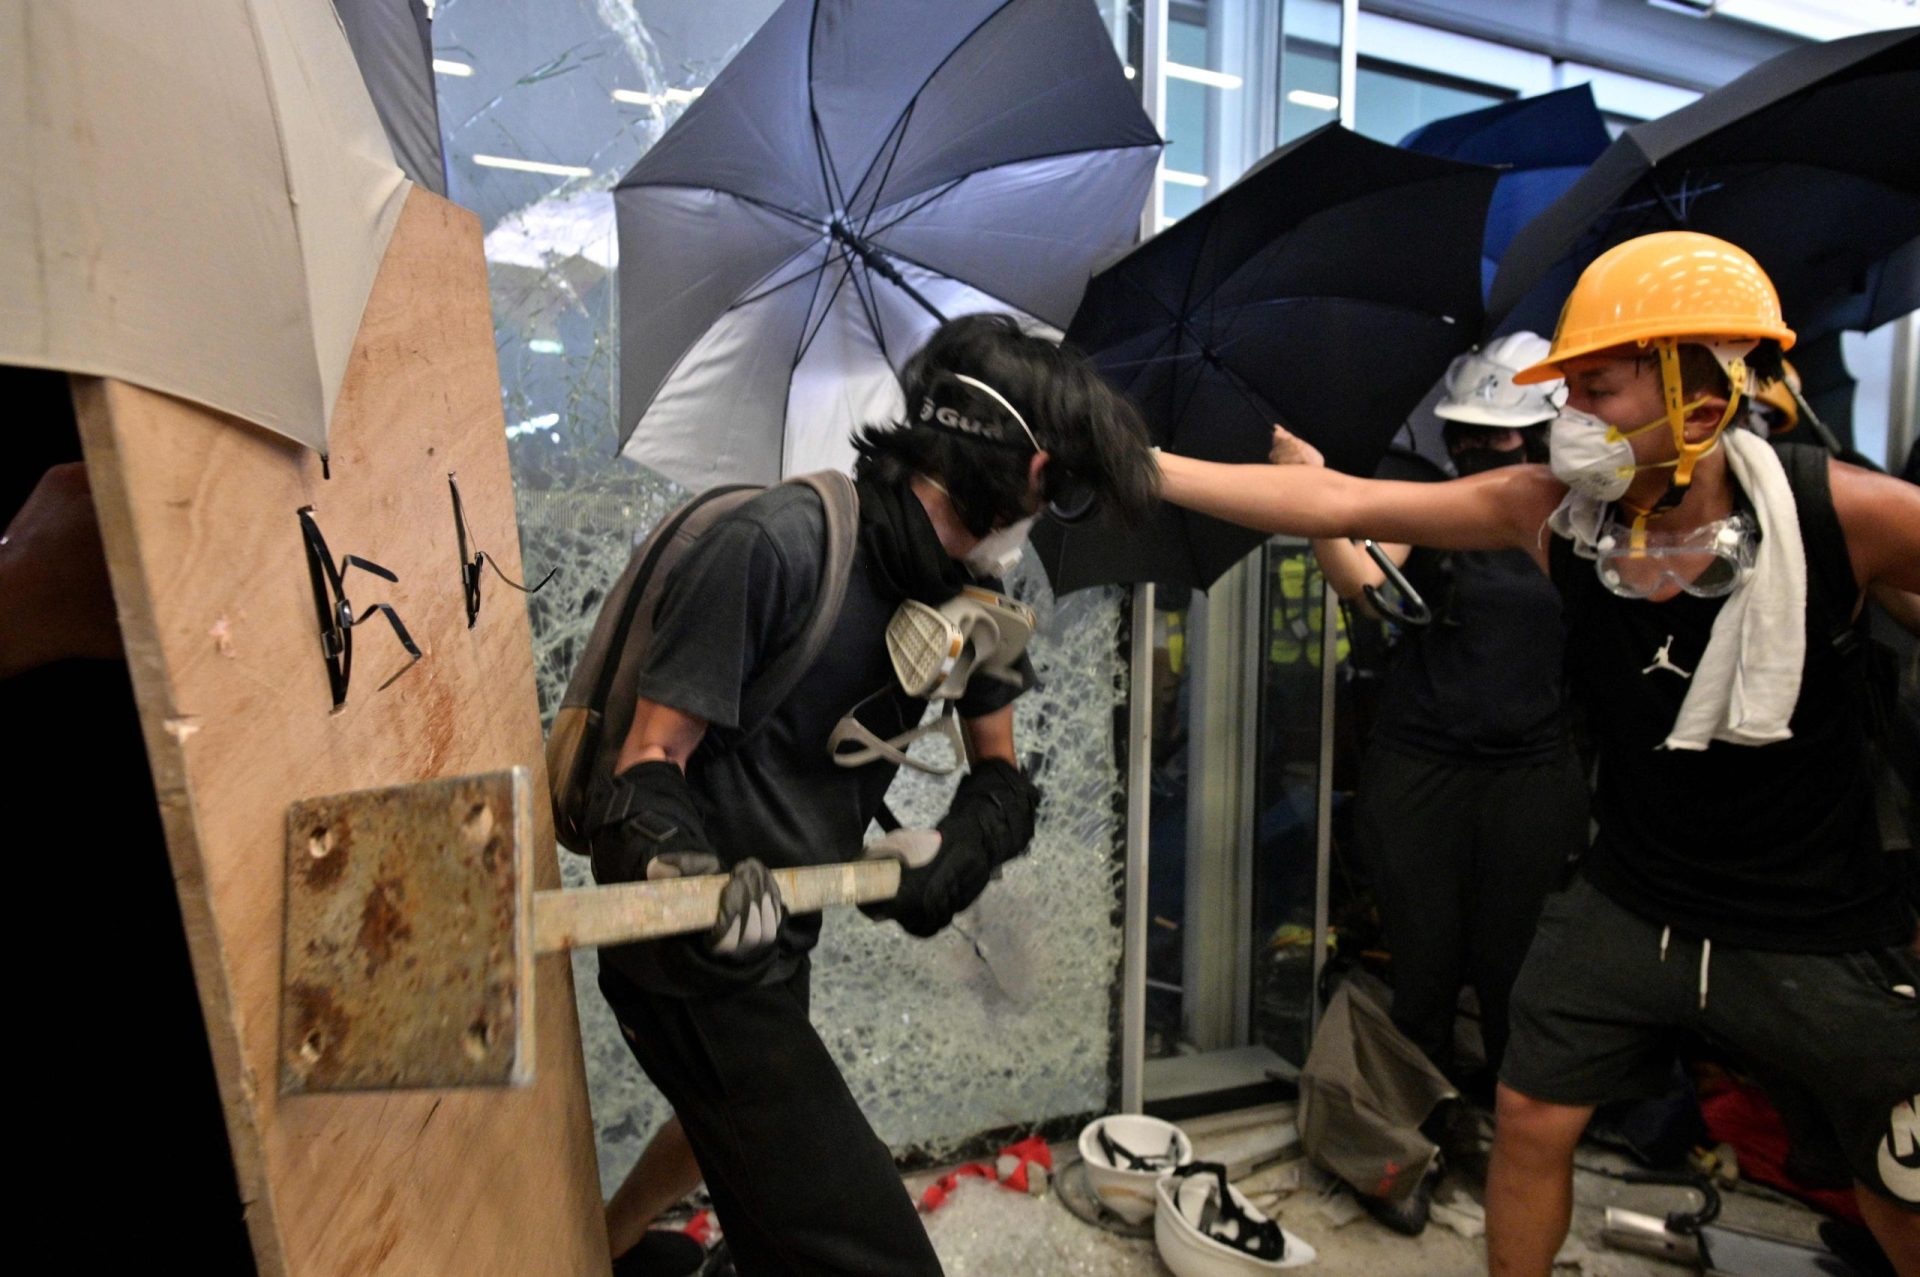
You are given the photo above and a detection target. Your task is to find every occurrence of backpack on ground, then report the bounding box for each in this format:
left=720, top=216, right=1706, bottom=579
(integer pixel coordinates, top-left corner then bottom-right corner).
left=546, top=471, right=859, bottom=851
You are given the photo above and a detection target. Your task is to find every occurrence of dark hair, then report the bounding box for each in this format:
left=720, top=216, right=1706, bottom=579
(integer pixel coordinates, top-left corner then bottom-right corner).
left=851, top=314, right=1158, bottom=536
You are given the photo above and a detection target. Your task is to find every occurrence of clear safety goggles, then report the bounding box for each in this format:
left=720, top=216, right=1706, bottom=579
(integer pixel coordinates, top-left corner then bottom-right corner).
left=1593, top=512, right=1758, bottom=600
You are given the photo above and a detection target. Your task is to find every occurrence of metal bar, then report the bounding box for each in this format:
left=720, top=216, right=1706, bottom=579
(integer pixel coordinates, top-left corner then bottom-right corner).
left=1121, top=583, right=1156, bottom=1114
left=1890, top=312, right=1918, bottom=471
left=531, top=858, right=900, bottom=955
left=1120, top=0, right=1169, bottom=1120
left=1142, top=0, right=1169, bottom=233
left=1338, top=0, right=1359, bottom=131
left=1231, top=553, right=1262, bottom=1046
left=1309, top=582, right=1338, bottom=1042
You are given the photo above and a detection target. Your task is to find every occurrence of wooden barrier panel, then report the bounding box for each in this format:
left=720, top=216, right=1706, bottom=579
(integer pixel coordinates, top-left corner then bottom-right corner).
left=74, top=187, right=610, bottom=1276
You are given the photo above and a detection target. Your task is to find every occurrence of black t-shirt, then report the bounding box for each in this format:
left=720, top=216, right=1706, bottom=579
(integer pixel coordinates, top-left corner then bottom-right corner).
left=1552, top=501, right=1911, bottom=952
left=1370, top=543, right=1572, bottom=763
left=620, top=483, right=1024, bottom=992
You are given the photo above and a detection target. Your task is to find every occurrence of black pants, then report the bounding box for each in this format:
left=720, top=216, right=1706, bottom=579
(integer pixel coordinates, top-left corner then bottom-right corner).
left=1356, top=743, right=1588, bottom=1077
left=600, top=963, right=943, bottom=1276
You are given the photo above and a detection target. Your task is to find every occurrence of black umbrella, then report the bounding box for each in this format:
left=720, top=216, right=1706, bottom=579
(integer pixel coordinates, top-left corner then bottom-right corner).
left=1034, top=125, right=1496, bottom=594
left=1489, top=29, right=1920, bottom=343
left=611, top=0, right=1159, bottom=490
left=1400, top=85, right=1610, bottom=307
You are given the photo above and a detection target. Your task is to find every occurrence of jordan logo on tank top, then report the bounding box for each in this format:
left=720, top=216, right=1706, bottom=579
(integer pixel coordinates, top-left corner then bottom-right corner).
left=1641, top=635, right=1693, bottom=680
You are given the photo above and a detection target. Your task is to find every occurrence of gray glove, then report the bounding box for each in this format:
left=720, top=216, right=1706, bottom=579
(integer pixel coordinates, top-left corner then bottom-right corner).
left=648, top=852, right=784, bottom=960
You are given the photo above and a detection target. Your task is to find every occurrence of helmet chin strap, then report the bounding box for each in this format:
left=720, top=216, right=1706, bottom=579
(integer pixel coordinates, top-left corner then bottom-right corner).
left=1618, top=338, right=1750, bottom=552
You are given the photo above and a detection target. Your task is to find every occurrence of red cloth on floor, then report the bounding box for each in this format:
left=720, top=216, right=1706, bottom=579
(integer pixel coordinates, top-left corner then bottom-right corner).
left=1699, top=1081, right=1863, bottom=1226
left=918, top=1136, right=1054, bottom=1212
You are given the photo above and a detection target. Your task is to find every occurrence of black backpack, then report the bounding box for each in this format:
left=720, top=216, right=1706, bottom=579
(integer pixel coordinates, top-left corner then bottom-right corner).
left=1775, top=442, right=1918, bottom=895
left=545, top=472, right=859, bottom=850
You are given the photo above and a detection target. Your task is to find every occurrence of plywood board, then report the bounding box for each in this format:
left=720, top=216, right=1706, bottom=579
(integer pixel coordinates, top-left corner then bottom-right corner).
left=74, top=186, right=609, bottom=1276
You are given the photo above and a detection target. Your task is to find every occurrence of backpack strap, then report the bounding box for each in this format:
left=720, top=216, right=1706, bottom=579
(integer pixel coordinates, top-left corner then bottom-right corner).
left=588, top=484, right=758, bottom=726
left=1774, top=441, right=1862, bottom=660
left=736, top=470, right=860, bottom=731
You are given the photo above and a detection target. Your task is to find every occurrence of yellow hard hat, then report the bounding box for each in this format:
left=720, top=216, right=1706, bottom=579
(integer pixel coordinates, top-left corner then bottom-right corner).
left=1514, top=231, right=1796, bottom=385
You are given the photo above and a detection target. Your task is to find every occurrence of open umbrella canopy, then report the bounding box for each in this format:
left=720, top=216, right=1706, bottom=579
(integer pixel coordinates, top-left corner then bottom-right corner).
left=613, top=0, right=1159, bottom=491
left=1034, top=125, right=1496, bottom=594
left=336, top=0, right=445, bottom=196
left=1489, top=28, right=1920, bottom=343
left=1400, top=85, right=1610, bottom=312
left=0, top=0, right=410, bottom=454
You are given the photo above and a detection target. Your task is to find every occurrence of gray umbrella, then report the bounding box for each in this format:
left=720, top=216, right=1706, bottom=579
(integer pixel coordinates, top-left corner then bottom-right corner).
left=613, top=0, right=1160, bottom=490
left=336, top=0, right=446, bottom=196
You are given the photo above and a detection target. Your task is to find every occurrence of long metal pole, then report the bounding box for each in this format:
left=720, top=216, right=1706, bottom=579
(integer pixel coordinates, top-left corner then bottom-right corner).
left=1121, top=584, right=1155, bottom=1114
left=1889, top=313, right=1918, bottom=472
left=1309, top=584, right=1337, bottom=1040
left=1310, top=0, right=1360, bottom=1045
left=1119, top=0, right=1168, bottom=1117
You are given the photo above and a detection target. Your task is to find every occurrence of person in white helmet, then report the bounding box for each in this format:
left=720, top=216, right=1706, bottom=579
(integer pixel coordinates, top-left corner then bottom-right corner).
left=1288, top=333, right=1589, bottom=1234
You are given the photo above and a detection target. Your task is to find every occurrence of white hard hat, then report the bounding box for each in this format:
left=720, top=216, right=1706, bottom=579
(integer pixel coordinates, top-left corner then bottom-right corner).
left=1434, top=332, right=1559, bottom=427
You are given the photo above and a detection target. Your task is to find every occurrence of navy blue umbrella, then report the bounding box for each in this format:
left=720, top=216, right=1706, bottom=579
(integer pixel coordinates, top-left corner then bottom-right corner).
left=1400, top=85, right=1609, bottom=331
left=1489, top=29, right=1920, bottom=344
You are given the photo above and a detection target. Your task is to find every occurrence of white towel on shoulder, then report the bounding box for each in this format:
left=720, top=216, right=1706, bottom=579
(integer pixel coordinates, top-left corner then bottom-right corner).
left=1546, top=429, right=1807, bottom=751
left=1665, top=430, right=1805, bottom=750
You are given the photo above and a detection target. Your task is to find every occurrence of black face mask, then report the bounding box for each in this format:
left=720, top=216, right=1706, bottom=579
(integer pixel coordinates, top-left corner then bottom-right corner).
left=1452, top=447, right=1525, bottom=476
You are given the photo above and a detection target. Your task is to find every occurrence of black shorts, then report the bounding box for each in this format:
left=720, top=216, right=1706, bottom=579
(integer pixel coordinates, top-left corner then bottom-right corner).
left=1503, top=875, right=1920, bottom=1209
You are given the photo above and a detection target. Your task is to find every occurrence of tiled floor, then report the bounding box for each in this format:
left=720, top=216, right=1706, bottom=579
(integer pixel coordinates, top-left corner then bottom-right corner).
left=916, top=1105, right=1837, bottom=1276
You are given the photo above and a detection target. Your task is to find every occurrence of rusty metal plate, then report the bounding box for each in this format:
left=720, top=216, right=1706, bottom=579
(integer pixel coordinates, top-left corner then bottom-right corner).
left=279, top=768, right=533, bottom=1093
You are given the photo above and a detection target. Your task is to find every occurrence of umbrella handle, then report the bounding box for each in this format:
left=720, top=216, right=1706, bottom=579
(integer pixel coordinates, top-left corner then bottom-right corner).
left=1360, top=540, right=1432, bottom=627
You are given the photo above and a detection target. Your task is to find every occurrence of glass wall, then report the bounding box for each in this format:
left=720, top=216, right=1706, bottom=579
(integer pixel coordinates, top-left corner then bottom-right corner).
left=1129, top=0, right=1352, bottom=1113
left=434, top=0, right=1136, bottom=1191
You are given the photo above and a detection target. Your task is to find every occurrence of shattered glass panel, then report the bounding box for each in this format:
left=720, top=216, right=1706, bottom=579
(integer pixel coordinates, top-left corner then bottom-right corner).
left=433, top=0, right=1132, bottom=1193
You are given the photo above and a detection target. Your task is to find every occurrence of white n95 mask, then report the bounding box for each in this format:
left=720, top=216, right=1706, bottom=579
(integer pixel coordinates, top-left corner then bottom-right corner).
left=964, top=515, right=1037, bottom=578
left=1548, top=405, right=1699, bottom=502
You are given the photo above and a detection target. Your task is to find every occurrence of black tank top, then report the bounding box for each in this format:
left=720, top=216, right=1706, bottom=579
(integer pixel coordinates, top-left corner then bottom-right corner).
left=1551, top=487, right=1910, bottom=951
left=1372, top=545, right=1572, bottom=763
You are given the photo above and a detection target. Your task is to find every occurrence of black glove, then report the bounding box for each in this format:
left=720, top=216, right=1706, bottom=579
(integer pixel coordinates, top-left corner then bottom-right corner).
left=586, top=761, right=783, bottom=961
left=585, top=760, right=719, bottom=884
left=873, top=759, right=1040, bottom=938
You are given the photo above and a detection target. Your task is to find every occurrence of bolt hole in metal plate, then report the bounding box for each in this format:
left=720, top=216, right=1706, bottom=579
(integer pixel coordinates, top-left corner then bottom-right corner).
left=279, top=768, right=533, bottom=1094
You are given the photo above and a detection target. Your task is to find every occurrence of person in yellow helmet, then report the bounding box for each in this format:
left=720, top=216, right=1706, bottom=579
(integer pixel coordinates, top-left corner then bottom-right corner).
left=1152, top=231, right=1920, bottom=1274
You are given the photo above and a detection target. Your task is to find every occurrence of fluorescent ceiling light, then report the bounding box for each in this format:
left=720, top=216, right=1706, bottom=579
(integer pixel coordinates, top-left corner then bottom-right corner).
left=1287, top=89, right=1340, bottom=111
left=505, top=412, right=561, bottom=439
left=473, top=154, right=593, bottom=178
left=611, top=87, right=705, bottom=107
left=528, top=339, right=564, bottom=355
left=1166, top=61, right=1244, bottom=90
left=1163, top=169, right=1209, bottom=188
left=431, top=59, right=473, bottom=77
